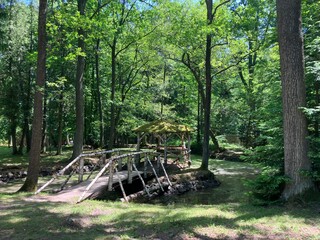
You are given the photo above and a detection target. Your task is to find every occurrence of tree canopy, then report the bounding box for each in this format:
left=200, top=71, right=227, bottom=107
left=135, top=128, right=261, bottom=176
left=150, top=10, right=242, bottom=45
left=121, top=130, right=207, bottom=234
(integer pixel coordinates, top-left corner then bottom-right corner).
left=0, top=0, right=319, bottom=199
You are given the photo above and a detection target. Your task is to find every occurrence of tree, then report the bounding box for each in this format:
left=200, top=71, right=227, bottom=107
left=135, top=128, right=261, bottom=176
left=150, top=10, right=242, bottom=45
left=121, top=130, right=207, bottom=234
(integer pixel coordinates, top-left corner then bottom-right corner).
left=19, top=0, right=47, bottom=192
left=72, top=0, right=87, bottom=159
left=201, top=0, right=230, bottom=170
left=231, top=0, right=275, bottom=148
left=276, top=0, right=312, bottom=199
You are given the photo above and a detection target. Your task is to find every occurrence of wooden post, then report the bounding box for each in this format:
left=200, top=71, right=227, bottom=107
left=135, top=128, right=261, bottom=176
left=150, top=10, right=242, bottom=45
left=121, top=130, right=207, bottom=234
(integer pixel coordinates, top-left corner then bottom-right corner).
left=78, top=157, right=84, bottom=183
left=133, top=162, right=151, bottom=197
left=108, top=162, right=114, bottom=191
left=115, top=167, right=128, bottom=202
left=35, top=155, right=82, bottom=194
left=135, top=133, right=141, bottom=164
left=157, top=154, right=161, bottom=174
left=118, top=157, right=122, bottom=171
left=144, top=153, right=148, bottom=178
left=187, top=133, right=191, bottom=163
left=182, top=134, right=186, bottom=162
left=128, top=156, right=133, bottom=184
left=60, top=168, right=76, bottom=191
left=101, top=154, right=106, bottom=165
left=147, top=156, right=164, bottom=191
left=77, top=160, right=112, bottom=203
left=159, top=158, right=172, bottom=186
left=164, top=134, right=168, bottom=165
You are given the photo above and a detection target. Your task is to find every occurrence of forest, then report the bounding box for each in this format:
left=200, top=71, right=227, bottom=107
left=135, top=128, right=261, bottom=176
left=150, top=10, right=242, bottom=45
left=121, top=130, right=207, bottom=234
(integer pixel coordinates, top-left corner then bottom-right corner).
left=1, top=0, right=320, bottom=223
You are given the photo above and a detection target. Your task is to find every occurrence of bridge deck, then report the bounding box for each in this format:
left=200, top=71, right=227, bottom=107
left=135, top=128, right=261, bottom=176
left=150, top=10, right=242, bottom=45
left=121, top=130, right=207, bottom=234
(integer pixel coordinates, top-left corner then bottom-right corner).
left=39, top=170, right=143, bottom=203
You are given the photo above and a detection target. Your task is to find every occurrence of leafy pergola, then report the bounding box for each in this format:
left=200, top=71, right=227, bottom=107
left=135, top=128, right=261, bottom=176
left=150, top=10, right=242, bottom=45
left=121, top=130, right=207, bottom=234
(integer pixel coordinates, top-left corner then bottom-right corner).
left=133, top=120, right=193, bottom=165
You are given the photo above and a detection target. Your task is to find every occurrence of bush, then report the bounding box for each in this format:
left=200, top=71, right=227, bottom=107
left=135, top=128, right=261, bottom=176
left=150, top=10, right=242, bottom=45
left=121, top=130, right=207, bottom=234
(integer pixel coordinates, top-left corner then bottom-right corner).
left=246, top=167, right=289, bottom=204
left=241, top=144, right=284, bottom=167
left=190, top=141, right=202, bottom=155
left=190, top=141, right=219, bottom=155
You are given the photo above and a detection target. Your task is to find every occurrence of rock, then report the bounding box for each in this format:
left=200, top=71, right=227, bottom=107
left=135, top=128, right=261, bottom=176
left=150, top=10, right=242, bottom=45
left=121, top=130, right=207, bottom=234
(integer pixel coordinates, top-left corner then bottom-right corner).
left=83, top=166, right=90, bottom=172
left=65, top=217, right=83, bottom=229
left=7, top=172, right=14, bottom=179
left=40, top=169, right=51, bottom=176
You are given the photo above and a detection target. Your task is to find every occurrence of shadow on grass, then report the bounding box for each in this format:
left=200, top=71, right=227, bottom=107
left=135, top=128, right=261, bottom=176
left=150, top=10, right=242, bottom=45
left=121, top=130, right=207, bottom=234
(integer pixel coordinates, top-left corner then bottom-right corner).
left=1, top=154, right=319, bottom=239
left=0, top=146, right=72, bottom=169
left=1, top=191, right=320, bottom=240
left=93, top=202, right=320, bottom=239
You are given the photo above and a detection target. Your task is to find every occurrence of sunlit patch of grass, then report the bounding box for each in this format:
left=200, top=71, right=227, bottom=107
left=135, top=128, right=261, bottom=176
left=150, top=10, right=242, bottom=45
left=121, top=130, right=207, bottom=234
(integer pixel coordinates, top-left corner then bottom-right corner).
left=0, top=146, right=73, bottom=168
left=1, top=153, right=320, bottom=239
left=0, top=192, right=320, bottom=239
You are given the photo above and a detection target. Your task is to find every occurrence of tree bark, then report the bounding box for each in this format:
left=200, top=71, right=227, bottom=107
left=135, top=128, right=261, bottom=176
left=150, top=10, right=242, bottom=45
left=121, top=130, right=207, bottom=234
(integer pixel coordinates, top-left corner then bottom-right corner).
left=72, top=0, right=87, bottom=159
left=108, top=41, right=117, bottom=151
left=201, top=0, right=213, bottom=170
left=19, top=0, right=47, bottom=192
left=276, top=0, right=312, bottom=199
left=95, top=39, right=104, bottom=147
left=314, top=81, right=319, bottom=137
left=56, top=91, right=64, bottom=155
left=41, top=96, right=47, bottom=153
left=10, top=120, right=18, bottom=155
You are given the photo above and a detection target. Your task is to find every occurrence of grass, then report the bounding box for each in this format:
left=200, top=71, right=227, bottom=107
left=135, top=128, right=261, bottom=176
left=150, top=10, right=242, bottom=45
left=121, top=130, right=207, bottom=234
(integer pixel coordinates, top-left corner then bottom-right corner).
left=0, top=146, right=72, bottom=169
left=1, top=150, right=320, bottom=239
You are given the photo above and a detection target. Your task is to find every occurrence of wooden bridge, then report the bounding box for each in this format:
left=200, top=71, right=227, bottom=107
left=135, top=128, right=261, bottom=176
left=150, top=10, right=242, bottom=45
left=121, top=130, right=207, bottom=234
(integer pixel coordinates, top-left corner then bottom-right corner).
left=35, top=150, right=172, bottom=203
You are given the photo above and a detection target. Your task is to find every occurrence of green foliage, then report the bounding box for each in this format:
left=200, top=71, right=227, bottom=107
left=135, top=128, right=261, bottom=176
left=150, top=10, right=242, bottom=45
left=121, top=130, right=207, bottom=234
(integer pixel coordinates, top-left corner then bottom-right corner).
left=246, top=167, right=289, bottom=204
left=0, top=116, right=9, bottom=142
left=190, top=141, right=202, bottom=155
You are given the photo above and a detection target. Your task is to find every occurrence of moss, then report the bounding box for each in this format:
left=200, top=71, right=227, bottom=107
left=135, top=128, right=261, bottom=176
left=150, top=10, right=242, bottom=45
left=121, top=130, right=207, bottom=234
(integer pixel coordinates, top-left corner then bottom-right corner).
left=133, top=120, right=193, bottom=134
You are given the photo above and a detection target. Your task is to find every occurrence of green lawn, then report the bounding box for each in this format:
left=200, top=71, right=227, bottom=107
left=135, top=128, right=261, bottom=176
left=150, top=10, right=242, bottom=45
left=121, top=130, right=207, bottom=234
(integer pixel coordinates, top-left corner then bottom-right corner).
left=1, top=151, right=320, bottom=239
left=0, top=146, right=72, bottom=169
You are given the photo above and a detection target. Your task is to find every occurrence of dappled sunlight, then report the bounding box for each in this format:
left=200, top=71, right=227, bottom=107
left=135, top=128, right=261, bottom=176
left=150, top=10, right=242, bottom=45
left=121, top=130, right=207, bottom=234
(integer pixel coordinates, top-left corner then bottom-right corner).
left=212, top=166, right=259, bottom=176
left=1, top=154, right=320, bottom=239
left=0, top=181, right=320, bottom=239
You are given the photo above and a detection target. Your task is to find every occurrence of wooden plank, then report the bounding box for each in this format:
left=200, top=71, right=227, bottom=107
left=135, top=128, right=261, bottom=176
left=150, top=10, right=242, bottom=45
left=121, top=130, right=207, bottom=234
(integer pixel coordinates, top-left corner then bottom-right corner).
left=133, top=163, right=150, bottom=197
left=128, top=156, right=133, bottom=184
left=44, top=170, right=142, bottom=203
left=108, top=162, right=114, bottom=191
left=78, top=157, right=84, bottom=183
left=115, top=168, right=128, bottom=202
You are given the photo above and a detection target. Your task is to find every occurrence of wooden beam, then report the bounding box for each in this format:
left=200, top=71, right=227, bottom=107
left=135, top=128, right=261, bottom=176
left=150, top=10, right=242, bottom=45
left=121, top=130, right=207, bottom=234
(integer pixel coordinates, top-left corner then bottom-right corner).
left=115, top=167, right=128, bottom=202
left=77, top=160, right=112, bottom=203
left=128, top=156, right=133, bottom=184
left=159, top=156, right=172, bottom=186
left=132, top=162, right=150, bottom=197
left=108, top=162, right=114, bottom=191
left=147, top=155, right=164, bottom=191
left=164, top=134, right=168, bottom=165
left=144, top=153, right=148, bottom=178
left=78, top=157, right=84, bottom=183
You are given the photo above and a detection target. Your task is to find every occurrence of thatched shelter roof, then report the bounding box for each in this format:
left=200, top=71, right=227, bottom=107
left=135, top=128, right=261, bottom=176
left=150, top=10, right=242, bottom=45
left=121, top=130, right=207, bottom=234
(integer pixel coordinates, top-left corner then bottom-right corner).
left=133, top=120, right=193, bottom=134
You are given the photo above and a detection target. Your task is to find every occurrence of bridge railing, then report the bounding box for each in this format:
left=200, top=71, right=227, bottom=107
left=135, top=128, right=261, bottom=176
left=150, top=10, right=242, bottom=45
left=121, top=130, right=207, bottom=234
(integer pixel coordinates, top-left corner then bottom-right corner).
left=35, top=150, right=171, bottom=203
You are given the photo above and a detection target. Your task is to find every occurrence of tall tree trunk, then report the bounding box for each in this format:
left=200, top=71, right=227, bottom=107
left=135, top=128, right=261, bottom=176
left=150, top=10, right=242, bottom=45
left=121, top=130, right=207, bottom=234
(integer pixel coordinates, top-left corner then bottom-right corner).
left=314, top=81, right=319, bottom=137
left=25, top=1, right=34, bottom=153
left=197, top=84, right=201, bottom=145
left=95, top=39, right=104, bottom=147
left=161, top=63, right=166, bottom=118
left=18, top=126, right=25, bottom=155
left=56, top=92, right=64, bottom=155
left=10, top=120, right=18, bottom=155
left=41, top=96, right=47, bottom=153
left=108, top=42, right=116, bottom=151
left=201, top=0, right=213, bottom=170
left=276, top=0, right=312, bottom=199
left=72, top=0, right=87, bottom=159
left=19, top=0, right=47, bottom=192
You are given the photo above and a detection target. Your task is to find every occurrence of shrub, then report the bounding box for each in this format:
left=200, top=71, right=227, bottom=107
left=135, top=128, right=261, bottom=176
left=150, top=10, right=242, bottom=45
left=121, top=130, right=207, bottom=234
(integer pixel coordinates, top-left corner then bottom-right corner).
left=246, top=166, right=289, bottom=204
left=190, top=141, right=202, bottom=155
